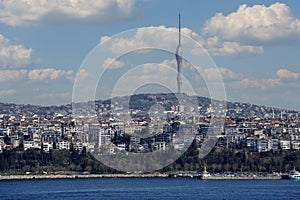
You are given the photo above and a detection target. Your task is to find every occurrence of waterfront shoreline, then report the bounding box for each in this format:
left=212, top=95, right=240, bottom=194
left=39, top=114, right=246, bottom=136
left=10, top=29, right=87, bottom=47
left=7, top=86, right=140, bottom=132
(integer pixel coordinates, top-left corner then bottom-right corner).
left=200, top=176, right=282, bottom=180
left=0, top=173, right=169, bottom=180
left=0, top=173, right=284, bottom=181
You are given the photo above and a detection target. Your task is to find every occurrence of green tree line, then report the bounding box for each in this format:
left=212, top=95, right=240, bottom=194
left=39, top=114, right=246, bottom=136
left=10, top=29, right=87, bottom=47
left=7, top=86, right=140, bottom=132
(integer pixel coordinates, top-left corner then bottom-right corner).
left=1, top=142, right=300, bottom=174
left=162, top=141, right=300, bottom=173
left=0, top=146, right=117, bottom=175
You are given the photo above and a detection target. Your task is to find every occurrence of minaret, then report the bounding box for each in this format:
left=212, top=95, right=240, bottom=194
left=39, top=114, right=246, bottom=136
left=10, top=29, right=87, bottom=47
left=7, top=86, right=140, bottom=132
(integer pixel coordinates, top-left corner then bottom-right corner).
left=175, top=13, right=183, bottom=94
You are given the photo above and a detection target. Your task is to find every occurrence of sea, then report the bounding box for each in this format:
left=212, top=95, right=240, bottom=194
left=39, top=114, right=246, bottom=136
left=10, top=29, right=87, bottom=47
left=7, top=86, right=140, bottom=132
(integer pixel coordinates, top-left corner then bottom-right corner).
left=0, top=178, right=299, bottom=200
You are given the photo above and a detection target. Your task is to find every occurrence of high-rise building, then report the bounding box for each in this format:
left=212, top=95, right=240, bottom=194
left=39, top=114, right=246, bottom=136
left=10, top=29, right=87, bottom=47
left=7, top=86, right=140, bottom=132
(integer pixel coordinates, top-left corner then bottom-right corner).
left=175, top=14, right=183, bottom=94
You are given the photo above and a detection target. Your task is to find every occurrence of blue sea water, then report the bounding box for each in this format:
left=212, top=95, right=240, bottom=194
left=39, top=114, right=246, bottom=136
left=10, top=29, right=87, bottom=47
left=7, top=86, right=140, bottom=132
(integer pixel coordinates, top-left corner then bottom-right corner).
left=0, top=178, right=299, bottom=200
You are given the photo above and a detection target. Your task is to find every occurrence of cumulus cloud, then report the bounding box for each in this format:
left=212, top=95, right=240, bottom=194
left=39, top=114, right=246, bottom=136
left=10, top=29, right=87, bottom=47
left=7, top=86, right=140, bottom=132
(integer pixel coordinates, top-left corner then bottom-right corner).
left=139, top=59, right=178, bottom=76
left=102, top=57, right=125, bottom=69
left=100, top=26, right=263, bottom=57
left=75, top=69, right=90, bottom=80
left=0, top=68, right=76, bottom=82
left=100, top=26, right=189, bottom=54
left=28, top=68, right=73, bottom=81
left=260, top=78, right=282, bottom=89
left=0, top=89, right=16, bottom=96
left=142, top=62, right=173, bottom=75
left=202, top=3, right=300, bottom=44
left=0, top=69, right=27, bottom=82
left=223, top=67, right=300, bottom=110
left=276, top=69, right=299, bottom=79
left=229, top=77, right=284, bottom=90
left=203, top=67, right=243, bottom=81
left=196, top=67, right=275, bottom=91
left=204, top=41, right=263, bottom=56
left=0, top=34, right=32, bottom=68
left=0, top=0, right=136, bottom=26
left=228, top=69, right=300, bottom=91
left=234, top=78, right=261, bottom=89
left=160, top=59, right=177, bottom=67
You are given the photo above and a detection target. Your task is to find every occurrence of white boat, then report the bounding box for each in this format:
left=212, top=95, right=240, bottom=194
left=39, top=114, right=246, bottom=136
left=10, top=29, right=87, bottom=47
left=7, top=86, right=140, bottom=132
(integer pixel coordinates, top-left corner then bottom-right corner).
left=289, top=167, right=300, bottom=180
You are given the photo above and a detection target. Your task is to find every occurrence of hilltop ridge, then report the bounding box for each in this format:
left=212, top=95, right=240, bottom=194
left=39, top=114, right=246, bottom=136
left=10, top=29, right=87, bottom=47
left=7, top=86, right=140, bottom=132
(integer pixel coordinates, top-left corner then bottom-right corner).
left=1, top=93, right=298, bottom=118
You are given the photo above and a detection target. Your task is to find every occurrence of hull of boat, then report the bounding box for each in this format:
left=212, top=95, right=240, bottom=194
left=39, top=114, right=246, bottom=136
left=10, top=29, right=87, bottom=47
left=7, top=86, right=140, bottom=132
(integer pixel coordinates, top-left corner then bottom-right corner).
left=289, top=176, right=300, bottom=180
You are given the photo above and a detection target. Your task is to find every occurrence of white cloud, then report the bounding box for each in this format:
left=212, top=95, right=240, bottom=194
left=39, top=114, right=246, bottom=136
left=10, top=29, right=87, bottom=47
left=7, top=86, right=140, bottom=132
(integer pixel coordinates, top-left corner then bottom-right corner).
left=28, top=68, right=73, bottom=81
left=142, top=59, right=177, bottom=75
left=260, top=78, right=282, bottom=90
left=100, top=26, right=185, bottom=54
left=0, top=34, right=32, bottom=68
left=102, top=57, right=125, bottom=69
left=276, top=69, right=299, bottom=79
left=229, top=77, right=283, bottom=90
left=235, top=78, right=261, bottom=88
left=75, top=69, right=90, bottom=80
left=142, top=64, right=165, bottom=75
left=224, top=71, right=300, bottom=110
left=0, top=89, right=16, bottom=96
left=101, top=26, right=263, bottom=57
left=227, top=69, right=300, bottom=91
left=0, top=68, right=76, bottom=83
left=202, top=3, right=300, bottom=44
left=0, top=0, right=136, bottom=26
left=203, top=67, right=243, bottom=81
left=160, top=59, right=177, bottom=68
left=0, top=69, right=27, bottom=82
left=205, top=41, right=263, bottom=56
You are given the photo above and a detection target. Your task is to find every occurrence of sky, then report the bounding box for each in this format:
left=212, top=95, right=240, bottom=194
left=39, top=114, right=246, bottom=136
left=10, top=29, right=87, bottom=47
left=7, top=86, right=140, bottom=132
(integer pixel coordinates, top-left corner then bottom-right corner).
left=0, top=0, right=300, bottom=110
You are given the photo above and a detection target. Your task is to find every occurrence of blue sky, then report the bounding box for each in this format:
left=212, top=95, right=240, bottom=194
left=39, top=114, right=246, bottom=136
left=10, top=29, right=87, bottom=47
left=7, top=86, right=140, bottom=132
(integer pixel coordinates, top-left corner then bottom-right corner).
left=0, top=0, right=300, bottom=110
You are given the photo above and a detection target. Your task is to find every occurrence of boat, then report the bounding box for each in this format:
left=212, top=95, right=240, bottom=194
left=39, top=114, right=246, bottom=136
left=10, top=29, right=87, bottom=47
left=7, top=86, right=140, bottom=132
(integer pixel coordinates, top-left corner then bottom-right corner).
left=289, top=167, right=300, bottom=180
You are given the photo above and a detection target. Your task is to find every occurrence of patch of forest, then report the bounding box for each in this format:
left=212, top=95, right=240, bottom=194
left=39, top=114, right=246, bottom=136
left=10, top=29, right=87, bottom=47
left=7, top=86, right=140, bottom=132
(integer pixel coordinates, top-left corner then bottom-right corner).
left=1, top=141, right=299, bottom=174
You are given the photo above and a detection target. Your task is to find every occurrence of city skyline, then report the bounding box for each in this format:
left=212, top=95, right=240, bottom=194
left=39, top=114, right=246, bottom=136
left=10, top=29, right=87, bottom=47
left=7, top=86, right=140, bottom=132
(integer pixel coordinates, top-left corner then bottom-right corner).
left=0, top=1, right=300, bottom=110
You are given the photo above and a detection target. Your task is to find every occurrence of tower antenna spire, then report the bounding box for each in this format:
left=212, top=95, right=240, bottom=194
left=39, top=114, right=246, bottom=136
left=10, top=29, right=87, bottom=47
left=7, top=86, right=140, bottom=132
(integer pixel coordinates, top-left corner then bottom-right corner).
left=179, top=13, right=181, bottom=45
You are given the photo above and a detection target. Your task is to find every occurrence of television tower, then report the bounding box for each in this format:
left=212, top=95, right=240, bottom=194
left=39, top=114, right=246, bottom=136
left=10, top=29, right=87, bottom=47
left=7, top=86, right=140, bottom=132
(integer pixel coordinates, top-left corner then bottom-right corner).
left=175, top=13, right=183, bottom=94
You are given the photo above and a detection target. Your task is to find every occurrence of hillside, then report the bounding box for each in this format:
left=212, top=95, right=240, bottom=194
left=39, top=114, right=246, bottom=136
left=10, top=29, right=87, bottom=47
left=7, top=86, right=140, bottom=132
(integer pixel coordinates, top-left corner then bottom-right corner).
left=1, top=93, right=298, bottom=118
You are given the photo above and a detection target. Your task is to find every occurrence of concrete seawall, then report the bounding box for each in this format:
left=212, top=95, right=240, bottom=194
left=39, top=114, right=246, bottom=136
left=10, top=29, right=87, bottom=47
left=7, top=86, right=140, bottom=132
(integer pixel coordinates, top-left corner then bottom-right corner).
left=201, top=176, right=282, bottom=180
left=0, top=174, right=169, bottom=181
left=0, top=174, right=284, bottom=181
